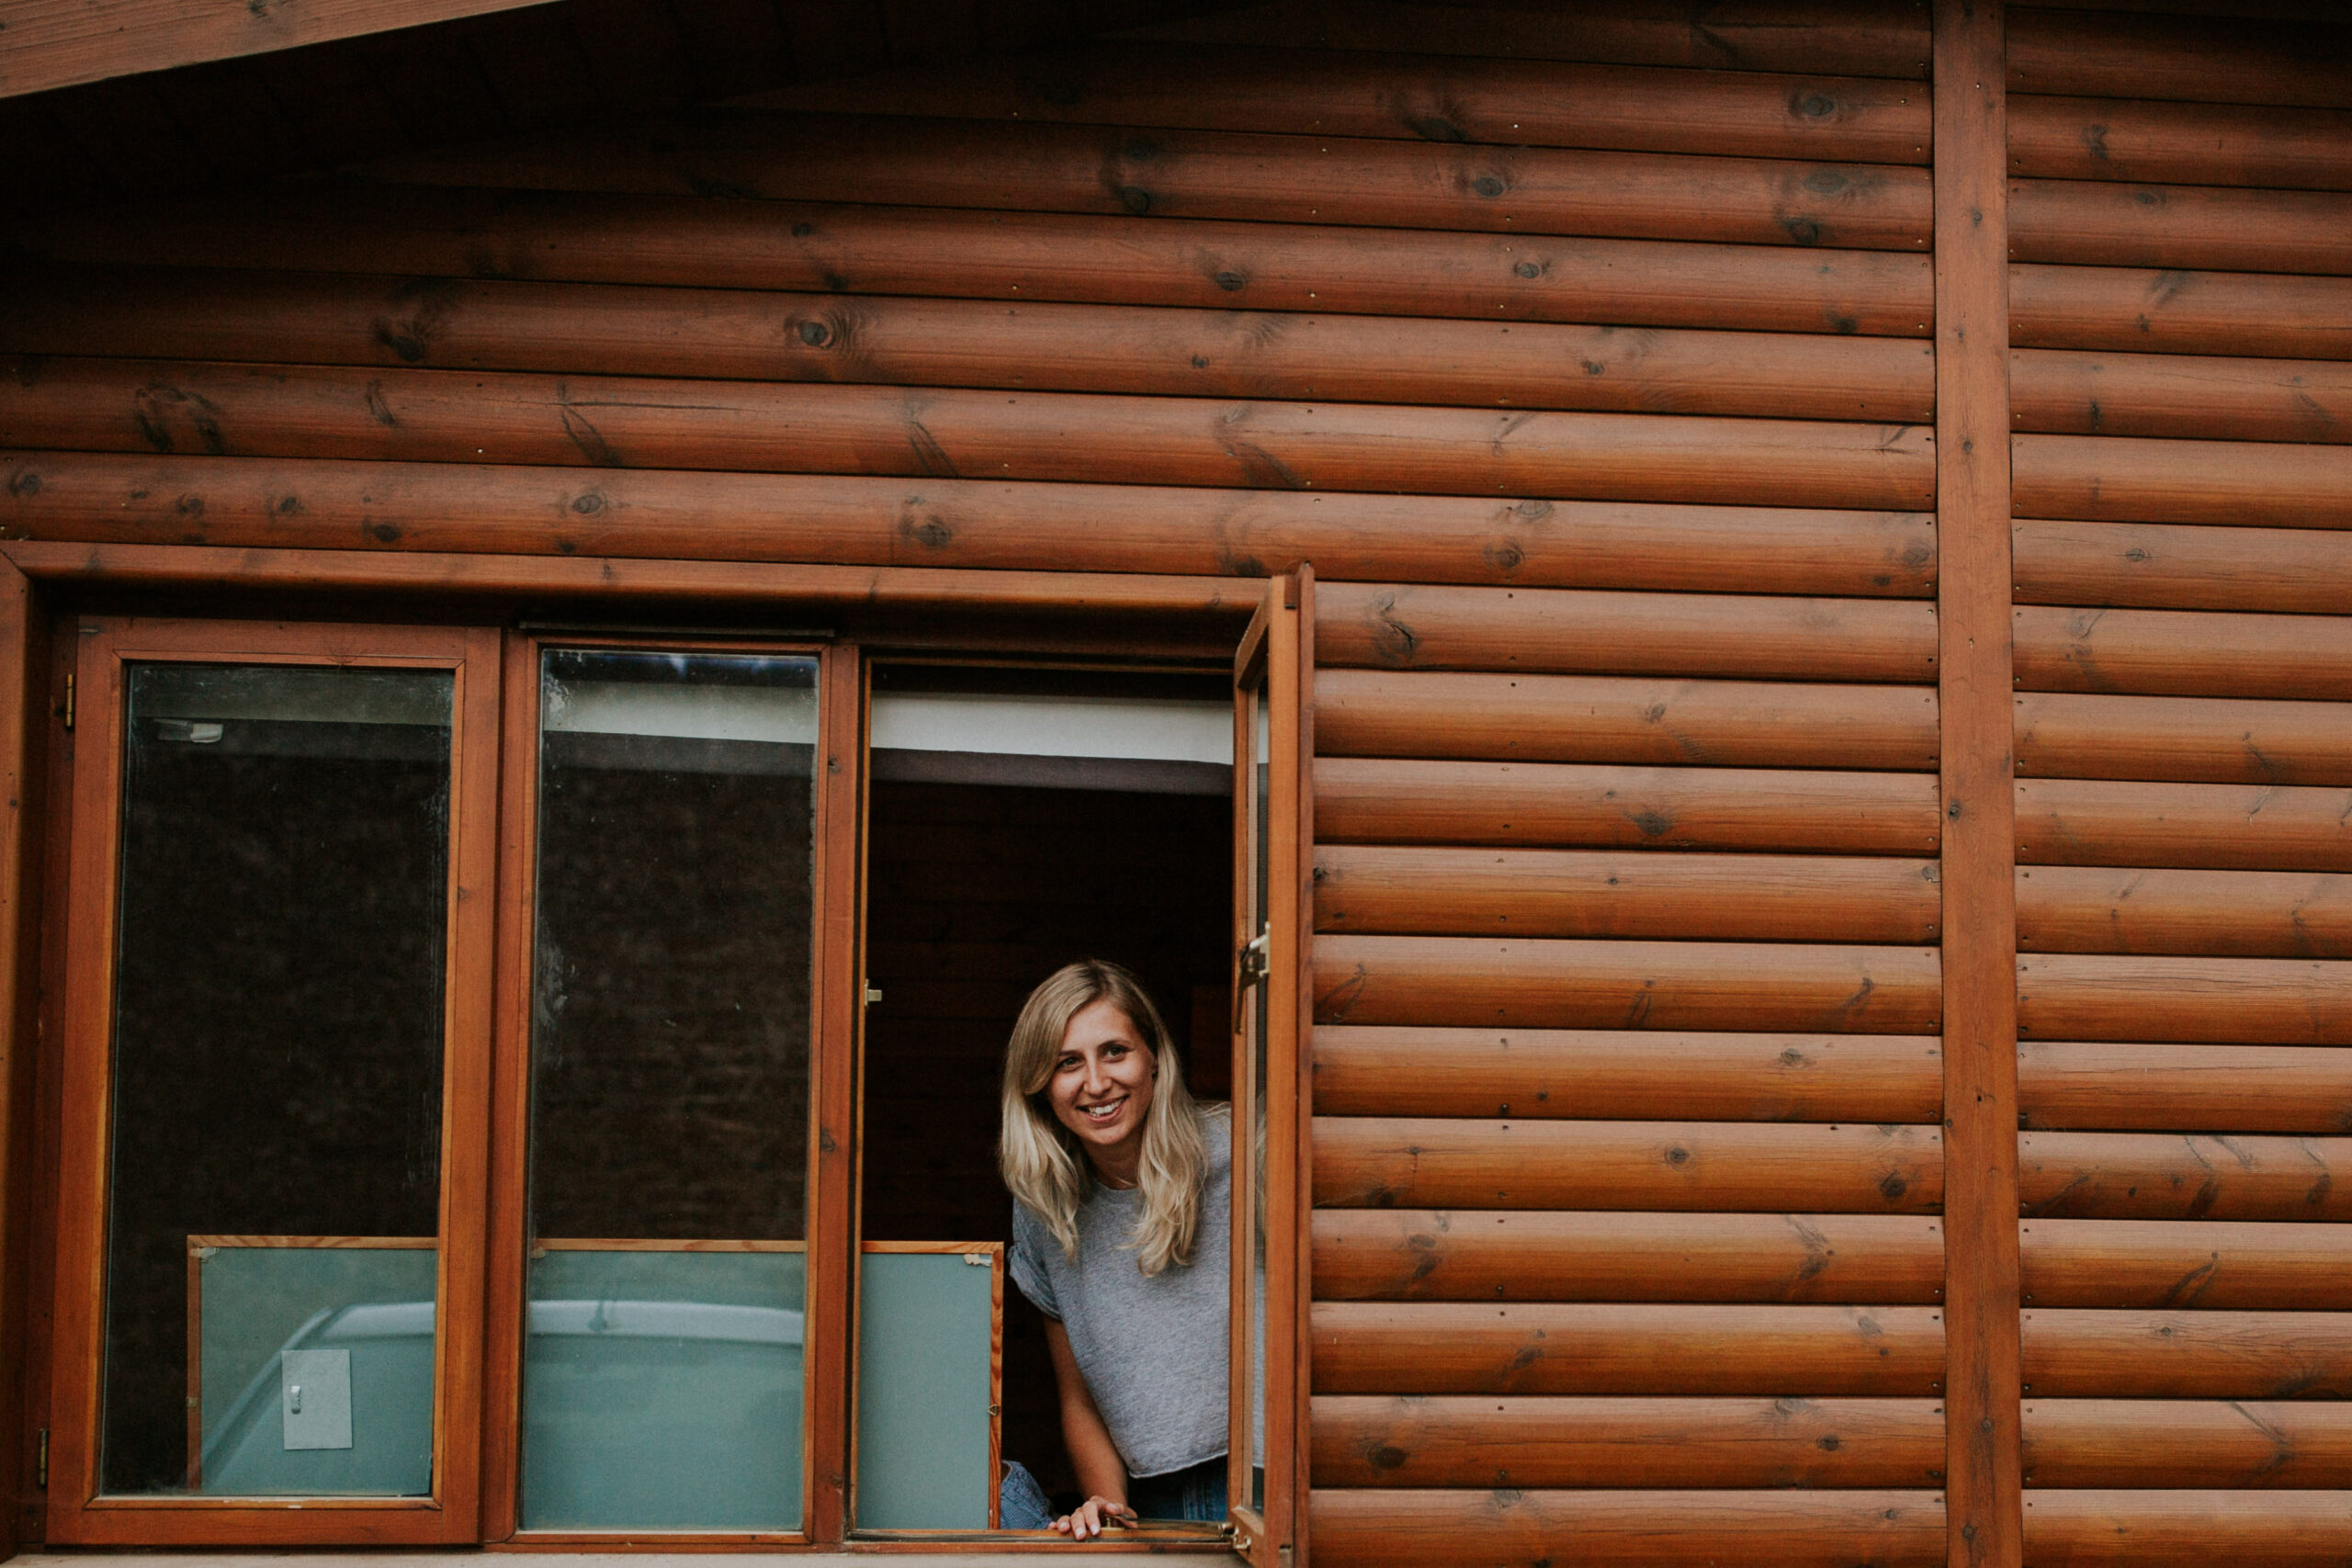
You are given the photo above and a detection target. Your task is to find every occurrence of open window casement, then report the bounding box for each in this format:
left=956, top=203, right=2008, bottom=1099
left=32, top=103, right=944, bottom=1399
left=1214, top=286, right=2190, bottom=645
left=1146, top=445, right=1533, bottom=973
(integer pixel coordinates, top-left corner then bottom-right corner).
left=1229, top=570, right=1312, bottom=1567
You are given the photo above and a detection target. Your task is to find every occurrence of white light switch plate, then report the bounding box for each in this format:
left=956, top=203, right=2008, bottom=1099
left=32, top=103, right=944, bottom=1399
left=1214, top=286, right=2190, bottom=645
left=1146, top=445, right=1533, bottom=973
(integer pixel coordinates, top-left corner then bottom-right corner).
left=281, top=1348, right=354, bottom=1450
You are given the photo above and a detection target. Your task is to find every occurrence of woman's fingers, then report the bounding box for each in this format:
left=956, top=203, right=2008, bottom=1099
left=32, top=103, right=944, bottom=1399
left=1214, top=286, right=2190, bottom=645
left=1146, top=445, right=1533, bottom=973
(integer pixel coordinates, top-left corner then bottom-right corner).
left=1050, top=1495, right=1135, bottom=1540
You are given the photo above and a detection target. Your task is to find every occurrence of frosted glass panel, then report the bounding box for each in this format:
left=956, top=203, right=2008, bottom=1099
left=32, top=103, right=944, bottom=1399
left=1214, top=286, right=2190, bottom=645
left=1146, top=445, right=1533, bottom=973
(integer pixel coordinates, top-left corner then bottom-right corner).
left=856, top=1249, right=998, bottom=1530
left=521, top=1248, right=805, bottom=1530
left=191, top=1242, right=437, bottom=1496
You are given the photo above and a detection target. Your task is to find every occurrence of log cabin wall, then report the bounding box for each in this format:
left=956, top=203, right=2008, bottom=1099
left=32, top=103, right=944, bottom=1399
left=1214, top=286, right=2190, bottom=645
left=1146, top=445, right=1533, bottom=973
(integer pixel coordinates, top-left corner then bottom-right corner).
left=1998, top=5, right=2352, bottom=1561
left=0, top=1, right=2348, bottom=1564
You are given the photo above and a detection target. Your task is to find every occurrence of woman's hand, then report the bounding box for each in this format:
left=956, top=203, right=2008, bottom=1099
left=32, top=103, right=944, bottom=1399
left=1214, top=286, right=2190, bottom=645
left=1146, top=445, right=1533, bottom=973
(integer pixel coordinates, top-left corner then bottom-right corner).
left=1051, top=1495, right=1136, bottom=1540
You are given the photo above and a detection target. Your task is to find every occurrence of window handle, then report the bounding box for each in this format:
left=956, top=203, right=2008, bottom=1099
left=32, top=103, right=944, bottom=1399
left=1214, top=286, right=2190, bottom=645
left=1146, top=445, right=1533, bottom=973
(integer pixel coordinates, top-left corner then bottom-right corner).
left=1233, top=927, right=1270, bottom=1031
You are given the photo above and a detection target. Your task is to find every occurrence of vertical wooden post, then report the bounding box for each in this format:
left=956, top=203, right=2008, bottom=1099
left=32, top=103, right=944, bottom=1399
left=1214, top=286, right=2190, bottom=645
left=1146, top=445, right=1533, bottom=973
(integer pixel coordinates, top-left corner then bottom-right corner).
left=808, top=642, right=865, bottom=1543
left=0, top=562, right=39, bottom=1563
left=1933, top=6, right=2022, bottom=1568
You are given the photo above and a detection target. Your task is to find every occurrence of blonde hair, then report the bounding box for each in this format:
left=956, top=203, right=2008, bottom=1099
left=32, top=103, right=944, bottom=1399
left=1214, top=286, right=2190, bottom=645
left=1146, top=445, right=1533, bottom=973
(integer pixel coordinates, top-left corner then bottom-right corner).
left=998, top=960, right=1215, bottom=1276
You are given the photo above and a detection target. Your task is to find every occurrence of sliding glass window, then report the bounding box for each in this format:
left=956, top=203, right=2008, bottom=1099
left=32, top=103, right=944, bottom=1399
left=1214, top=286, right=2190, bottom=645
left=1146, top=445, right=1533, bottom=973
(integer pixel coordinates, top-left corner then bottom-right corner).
left=518, top=647, right=820, bottom=1534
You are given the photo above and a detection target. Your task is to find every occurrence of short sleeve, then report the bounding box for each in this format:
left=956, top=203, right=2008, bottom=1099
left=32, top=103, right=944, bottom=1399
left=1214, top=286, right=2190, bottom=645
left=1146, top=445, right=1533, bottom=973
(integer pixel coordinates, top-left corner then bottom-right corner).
left=1008, top=1201, right=1061, bottom=1320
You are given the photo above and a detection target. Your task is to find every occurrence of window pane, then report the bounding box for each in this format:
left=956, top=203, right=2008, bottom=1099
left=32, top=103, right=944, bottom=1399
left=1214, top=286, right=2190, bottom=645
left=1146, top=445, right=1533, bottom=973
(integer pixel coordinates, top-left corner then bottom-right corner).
left=1246, top=687, right=1270, bottom=1515
left=521, top=649, right=819, bottom=1532
left=100, top=663, right=454, bottom=1498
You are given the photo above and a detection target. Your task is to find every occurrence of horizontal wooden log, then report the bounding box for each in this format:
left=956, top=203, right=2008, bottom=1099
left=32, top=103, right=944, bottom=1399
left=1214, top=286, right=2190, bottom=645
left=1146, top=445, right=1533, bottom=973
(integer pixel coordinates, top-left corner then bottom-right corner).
left=1317, top=671, right=1940, bottom=771
left=2022, top=1489, right=2352, bottom=1562
left=2007, top=7, right=2352, bottom=109
left=0, top=452, right=1938, bottom=596
left=1311, top=1302, right=1949, bottom=1396
left=2023, top=1401, right=2352, bottom=1488
left=758, top=43, right=1935, bottom=164
left=2041, top=6, right=2352, bottom=26
left=0, top=357, right=1940, bottom=511
left=2019, top=1042, right=2352, bottom=1134
left=0, top=266, right=1940, bottom=424
left=2009, top=349, right=2352, bottom=445
left=2016, top=866, right=2352, bottom=957
left=1316, top=758, right=1943, bottom=854
left=2022, top=1219, right=2352, bottom=1310
left=2021, top=1309, right=2352, bottom=1397
left=2007, top=95, right=2352, bottom=190
left=2020, top=1131, right=2352, bottom=1220
left=2018, top=953, right=2352, bottom=1043
left=1310, top=1395, right=1947, bottom=1489
left=0, top=0, right=569, bottom=100
left=2013, top=605, right=2352, bottom=701
left=1310, top=1488, right=1947, bottom=1568
left=2014, top=436, right=2352, bottom=530
left=2010, top=178, right=2352, bottom=275
left=2016, top=778, right=2352, bottom=873
left=0, top=536, right=1250, bottom=618
left=1316, top=583, right=1939, bottom=682
left=365, top=112, right=1938, bottom=253
left=2014, top=520, right=2352, bottom=616
left=1314, top=935, right=1943, bottom=1033
left=2015, top=693, right=2352, bottom=788
left=1314, top=1209, right=1945, bottom=1303
left=1145, top=1, right=1934, bottom=81
left=1310, top=1027, right=1946, bottom=1123
left=1314, top=1117, right=1942, bottom=1213
left=2010, top=263, right=2352, bottom=362
left=7, top=189, right=1942, bottom=338
left=1315, top=846, right=1940, bottom=943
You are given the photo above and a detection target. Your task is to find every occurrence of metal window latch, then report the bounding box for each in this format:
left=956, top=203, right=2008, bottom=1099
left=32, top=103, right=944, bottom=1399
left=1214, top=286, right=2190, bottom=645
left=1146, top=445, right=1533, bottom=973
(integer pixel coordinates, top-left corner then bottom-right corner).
left=1233, top=927, right=1270, bottom=1031
left=863, top=984, right=883, bottom=1005
left=1238, top=930, right=1270, bottom=986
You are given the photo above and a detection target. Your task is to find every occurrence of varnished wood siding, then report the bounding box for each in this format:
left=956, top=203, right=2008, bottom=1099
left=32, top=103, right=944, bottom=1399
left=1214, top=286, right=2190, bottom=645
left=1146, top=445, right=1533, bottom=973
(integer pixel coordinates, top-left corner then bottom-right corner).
left=1999, top=9, right=2352, bottom=1568
left=2, top=2, right=2350, bottom=1565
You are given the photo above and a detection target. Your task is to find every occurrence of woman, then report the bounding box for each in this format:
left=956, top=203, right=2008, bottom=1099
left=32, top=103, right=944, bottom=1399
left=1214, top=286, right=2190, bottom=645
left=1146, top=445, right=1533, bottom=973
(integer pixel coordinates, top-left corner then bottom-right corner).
left=996, top=959, right=1261, bottom=1538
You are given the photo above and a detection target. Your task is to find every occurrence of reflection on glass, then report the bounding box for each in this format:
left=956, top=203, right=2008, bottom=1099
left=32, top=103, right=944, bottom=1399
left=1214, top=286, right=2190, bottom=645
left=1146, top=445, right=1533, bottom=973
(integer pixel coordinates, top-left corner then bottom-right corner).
left=521, top=649, right=819, bottom=1532
left=523, top=1247, right=805, bottom=1529
left=100, top=663, right=453, bottom=1496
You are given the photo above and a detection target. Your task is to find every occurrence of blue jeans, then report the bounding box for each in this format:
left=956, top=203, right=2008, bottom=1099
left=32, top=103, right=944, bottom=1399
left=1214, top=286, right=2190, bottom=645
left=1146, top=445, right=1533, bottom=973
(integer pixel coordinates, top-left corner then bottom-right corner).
left=999, top=1460, right=1056, bottom=1529
left=999, top=1456, right=1246, bottom=1528
left=1128, top=1455, right=1228, bottom=1522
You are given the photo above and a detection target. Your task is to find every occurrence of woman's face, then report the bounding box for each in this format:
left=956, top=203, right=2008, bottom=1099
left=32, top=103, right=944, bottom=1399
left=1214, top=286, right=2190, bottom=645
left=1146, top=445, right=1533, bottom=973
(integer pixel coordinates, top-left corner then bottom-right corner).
left=1045, top=996, right=1159, bottom=1169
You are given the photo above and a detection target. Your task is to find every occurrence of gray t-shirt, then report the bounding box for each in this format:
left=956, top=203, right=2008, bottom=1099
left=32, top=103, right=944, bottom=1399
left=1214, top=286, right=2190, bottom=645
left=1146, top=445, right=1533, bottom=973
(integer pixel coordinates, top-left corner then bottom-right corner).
left=1009, top=1117, right=1266, bottom=1479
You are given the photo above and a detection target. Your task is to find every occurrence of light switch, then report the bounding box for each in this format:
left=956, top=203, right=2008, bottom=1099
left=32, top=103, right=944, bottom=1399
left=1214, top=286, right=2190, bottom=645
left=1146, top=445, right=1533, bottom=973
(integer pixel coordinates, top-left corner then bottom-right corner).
left=281, top=1348, right=354, bottom=1450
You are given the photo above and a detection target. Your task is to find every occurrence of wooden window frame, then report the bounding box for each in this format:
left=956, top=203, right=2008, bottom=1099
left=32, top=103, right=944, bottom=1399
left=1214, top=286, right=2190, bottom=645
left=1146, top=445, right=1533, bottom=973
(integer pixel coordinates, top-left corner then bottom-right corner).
left=482, top=631, right=842, bottom=1548
left=844, top=624, right=1299, bottom=1555
left=1227, top=572, right=1311, bottom=1568
left=44, top=616, right=502, bottom=1547
left=2, top=553, right=1298, bottom=1555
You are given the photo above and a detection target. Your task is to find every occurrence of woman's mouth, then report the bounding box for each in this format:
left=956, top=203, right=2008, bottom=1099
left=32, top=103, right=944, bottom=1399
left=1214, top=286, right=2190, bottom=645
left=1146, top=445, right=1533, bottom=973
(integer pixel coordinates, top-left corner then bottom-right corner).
left=1078, top=1097, right=1127, bottom=1124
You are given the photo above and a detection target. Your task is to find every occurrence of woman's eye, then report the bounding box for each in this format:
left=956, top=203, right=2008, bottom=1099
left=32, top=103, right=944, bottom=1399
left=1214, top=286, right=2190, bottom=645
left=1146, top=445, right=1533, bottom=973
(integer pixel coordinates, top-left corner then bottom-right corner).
left=1056, top=1056, right=1080, bottom=1073
left=1102, top=1043, right=1127, bottom=1058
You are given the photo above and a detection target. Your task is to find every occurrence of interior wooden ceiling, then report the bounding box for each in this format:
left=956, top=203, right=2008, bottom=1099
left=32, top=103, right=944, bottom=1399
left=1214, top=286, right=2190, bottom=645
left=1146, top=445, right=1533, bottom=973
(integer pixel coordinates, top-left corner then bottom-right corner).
left=1, top=0, right=1238, bottom=212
